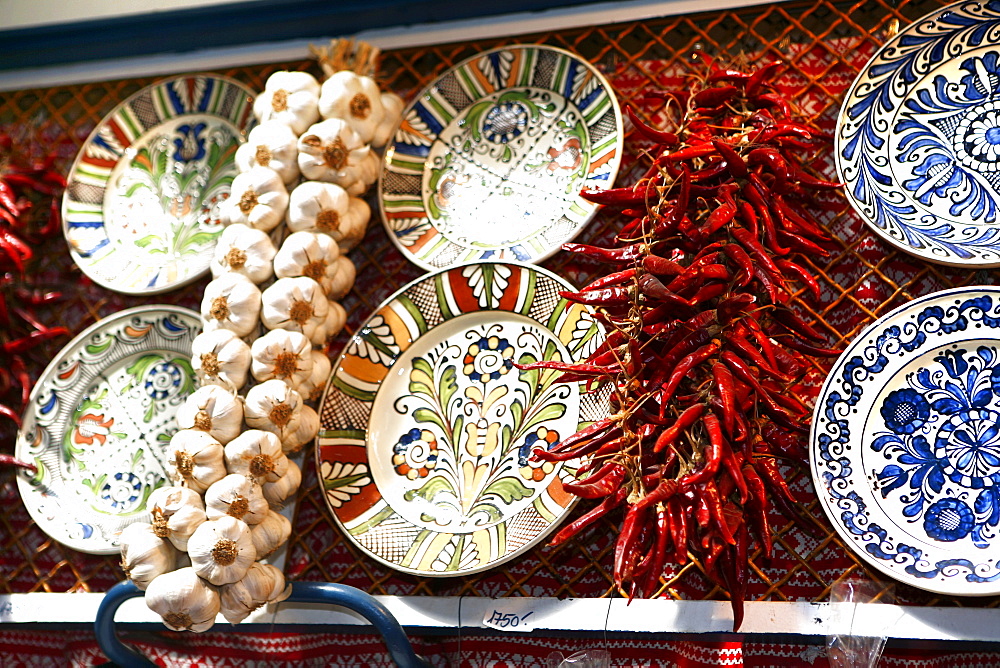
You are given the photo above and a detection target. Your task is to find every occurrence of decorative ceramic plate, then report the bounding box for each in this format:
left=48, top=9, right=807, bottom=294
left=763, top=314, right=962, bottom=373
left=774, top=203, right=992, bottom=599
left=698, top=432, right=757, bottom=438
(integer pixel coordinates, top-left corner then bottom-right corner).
left=63, top=74, right=256, bottom=294
left=378, top=45, right=624, bottom=271
left=811, top=286, right=1000, bottom=595
left=317, top=261, right=608, bottom=576
left=15, top=306, right=201, bottom=554
left=837, top=1, right=1000, bottom=267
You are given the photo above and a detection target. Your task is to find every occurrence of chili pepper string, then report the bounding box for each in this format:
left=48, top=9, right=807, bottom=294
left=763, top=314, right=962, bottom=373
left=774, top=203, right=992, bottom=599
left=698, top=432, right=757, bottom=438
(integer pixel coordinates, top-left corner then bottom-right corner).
left=520, top=56, right=842, bottom=631
left=0, top=128, right=69, bottom=450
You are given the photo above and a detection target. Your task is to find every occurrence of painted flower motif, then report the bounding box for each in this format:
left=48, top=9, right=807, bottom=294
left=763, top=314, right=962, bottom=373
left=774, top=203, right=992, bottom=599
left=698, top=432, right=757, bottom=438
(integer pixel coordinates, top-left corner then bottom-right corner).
left=173, top=122, right=207, bottom=162
left=483, top=102, right=528, bottom=144
left=880, top=388, right=931, bottom=435
left=463, top=336, right=514, bottom=382
left=99, top=472, right=144, bottom=511
left=144, top=361, right=183, bottom=400
left=964, top=110, right=1000, bottom=162
left=72, top=413, right=115, bottom=446
left=392, top=428, right=439, bottom=479
left=430, top=535, right=479, bottom=572
left=546, top=137, right=582, bottom=172
left=320, top=461, right=371, bottom=507
left=923, top=497, right=975, bottom=542
left=935, top=408, right=1000, bottom=486
left=518, top=427, right=559, bottom=481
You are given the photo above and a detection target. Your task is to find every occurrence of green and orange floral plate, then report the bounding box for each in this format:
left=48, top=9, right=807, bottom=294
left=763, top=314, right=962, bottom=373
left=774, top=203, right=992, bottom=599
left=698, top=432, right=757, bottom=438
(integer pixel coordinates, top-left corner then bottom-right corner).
left=317, top=261, right=608, bottom=575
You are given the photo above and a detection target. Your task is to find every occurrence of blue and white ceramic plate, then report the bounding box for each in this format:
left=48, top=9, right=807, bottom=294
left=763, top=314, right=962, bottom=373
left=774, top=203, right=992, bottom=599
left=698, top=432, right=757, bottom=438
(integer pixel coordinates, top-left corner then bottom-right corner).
left=63, top=74, right=255, bottom=294
left=812, top=287, right=1000, bottom=595
left=15, top=306, right=201, bottom=554
left=379, top=45, right=623, bottom=272
left=837, top=1, right=1000, bottom=267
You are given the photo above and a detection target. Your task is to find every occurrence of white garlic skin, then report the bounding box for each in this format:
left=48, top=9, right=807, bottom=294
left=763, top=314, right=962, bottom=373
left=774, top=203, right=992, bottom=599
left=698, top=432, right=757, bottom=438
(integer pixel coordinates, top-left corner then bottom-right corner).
left=148, top=486, right=207, bottom=552
left=282, top=403, right=320, bottom=454
left=244, top=379, right=304, bottom=444
left=273, top=230, right=341, bottom=297
left=224, top=429, right=289, bottom=484
left=318, top=71, right=385, bottom=143
left=235, top=120, right=301, bottom=185
left=219, top=562, right=291, bottom=624
left=327, top=255, right=356, bottom=301
left=188, top=515, right=257, bottom=586
left=204, top=474, right=269, bottom=526
left=250, top=328, right=314, bottom=389
left=166, top=429, right=227, bottom=494
left=119, top=522, right=176, bottom=591
left=176, top=384, right=244, bottom=445
left=191, top=328, right=252, bottom=391
left=298, top=349, right=332, bottom=405
left=210, top=223, right=277, bottom=285
left=145, top=566, right=221, bottom=633
left=262, top=457, right=302, bottom=510
left=297, top=118, right=370, bottom=189
left=260, top=276, right=330, bottom=345
left=254, top=71, right=321, bottom=136
left=223, top=166, right=289, bottom=232
left=250, top=510, right=292, bottom=560
left=201, top=272, right=262, bottom=338
left=372, top=90, right=405, bottom=147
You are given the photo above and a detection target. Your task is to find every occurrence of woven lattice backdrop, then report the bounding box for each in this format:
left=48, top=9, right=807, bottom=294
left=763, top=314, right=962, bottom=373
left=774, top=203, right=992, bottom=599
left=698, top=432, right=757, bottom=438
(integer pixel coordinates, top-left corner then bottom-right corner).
left=1, top=0, right=992, bottom=612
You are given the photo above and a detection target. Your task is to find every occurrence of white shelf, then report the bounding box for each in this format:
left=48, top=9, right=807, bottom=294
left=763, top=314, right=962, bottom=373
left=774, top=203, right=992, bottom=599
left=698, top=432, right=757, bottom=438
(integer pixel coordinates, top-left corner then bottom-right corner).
left=3, top=592, right=1000, bottom=643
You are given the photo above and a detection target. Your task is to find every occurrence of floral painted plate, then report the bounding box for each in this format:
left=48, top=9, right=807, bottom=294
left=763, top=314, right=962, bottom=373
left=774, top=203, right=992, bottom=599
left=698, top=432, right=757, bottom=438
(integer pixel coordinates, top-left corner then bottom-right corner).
left=379, top=45, right=623, bottom=272
left=63, top=74, right=256, bottom=294
left=837, top=1, right=1000, bottom=267
left=811, top=286, right=1000, bottom=595
left=15, top=306, right=201, bottom=554
left=317, top=261, right=608, bottom=576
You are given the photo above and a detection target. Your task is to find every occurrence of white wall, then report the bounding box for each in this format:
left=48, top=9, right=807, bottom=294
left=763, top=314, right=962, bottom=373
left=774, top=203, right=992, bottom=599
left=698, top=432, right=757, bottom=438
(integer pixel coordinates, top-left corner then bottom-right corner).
left=0, top=0, right=244, bottom=30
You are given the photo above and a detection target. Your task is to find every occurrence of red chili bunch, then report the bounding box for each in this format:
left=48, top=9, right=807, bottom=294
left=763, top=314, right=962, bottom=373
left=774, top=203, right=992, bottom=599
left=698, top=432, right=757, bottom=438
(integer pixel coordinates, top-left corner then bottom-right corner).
left=0, top=130, right=69, bottom=432
left=523, top=58, right=840, bottom=629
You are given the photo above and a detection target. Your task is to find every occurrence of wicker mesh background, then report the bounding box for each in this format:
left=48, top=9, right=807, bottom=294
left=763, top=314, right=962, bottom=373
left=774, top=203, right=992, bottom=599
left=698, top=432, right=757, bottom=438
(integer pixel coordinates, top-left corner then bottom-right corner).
left=2, top=0, right=994, bottom=612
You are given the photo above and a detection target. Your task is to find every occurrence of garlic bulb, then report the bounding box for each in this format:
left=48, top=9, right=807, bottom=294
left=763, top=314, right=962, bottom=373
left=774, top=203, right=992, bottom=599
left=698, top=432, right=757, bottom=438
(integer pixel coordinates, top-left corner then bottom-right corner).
left=166, top=429, right=226, bottom=493
left=224, top=429, right=289, bottom=484
left=219, top=562, right=291, bottom=624
left=327, top=255, right=356, bottom=300
left=176, top=384, right=244, bottom=445
left=235, top=121, right=300, bottom=185
left=314, top=300, right=347, bottom=346
left=372, top=91, right=405, bottom=147
left=119, top=522, right=176, bottom=591
left=347, top=149, right=381, bottom=197
left=318, top=71, right=385, bottom=144
left=298, top=350, right=332, bottom=404
left=250, top=327, right=314, bottom=388
left=253, top=71, right=321, bottom=136
left=188, top=515, right=257, bottom=586
left=262, top=458, right=301, bottom=509
left=337, top=196, right=371, bottom=253
left=244, top=379, right=303, bottom=444
left=210, top=223, right=277, bottom=285
left=260, top=276, right=330, bottom=345
left=250, top=511, right=292, bottom=560
left=273, top=231, right=341, bottom=296
left=205, top=474, right=269, bottom=526
left=148, top=486, right=208, bottom=552
left=223, top=166, right=289, bottom=232
left=145, top=566, right=221, bottom=633
left=297, top=118, right=370, bottom=188
left=286, top=180, right=349, bottom=235
left=282, top=403, right=320, bottom=454
left=200, top=273, right=262, bottom=338
left=191, top=328, right=252, bottom=391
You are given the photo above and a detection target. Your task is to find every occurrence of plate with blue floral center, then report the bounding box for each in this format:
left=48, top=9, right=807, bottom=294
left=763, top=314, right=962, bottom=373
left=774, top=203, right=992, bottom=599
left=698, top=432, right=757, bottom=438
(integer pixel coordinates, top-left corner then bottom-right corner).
left=14, top=306, right=201, bottom=554
left=811, top=286, right=1000, bottom=595
left=837, top=0, right=1000, bottom=267
left=62, top=74, right=255, bottom=294
left=316, top=261, right=609, bottom=576
left=378, top=45, right=623, bottom=272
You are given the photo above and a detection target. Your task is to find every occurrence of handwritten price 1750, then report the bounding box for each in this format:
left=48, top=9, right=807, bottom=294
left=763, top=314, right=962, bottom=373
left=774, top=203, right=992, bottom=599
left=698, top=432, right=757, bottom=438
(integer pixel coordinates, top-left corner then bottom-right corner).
left=484, top=609, right=535, bottom=630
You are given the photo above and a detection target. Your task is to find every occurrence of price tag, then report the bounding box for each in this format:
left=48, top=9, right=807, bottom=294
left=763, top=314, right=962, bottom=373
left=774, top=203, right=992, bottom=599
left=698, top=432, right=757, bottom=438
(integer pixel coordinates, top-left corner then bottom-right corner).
left=482, top=606, right=536, bottom=632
